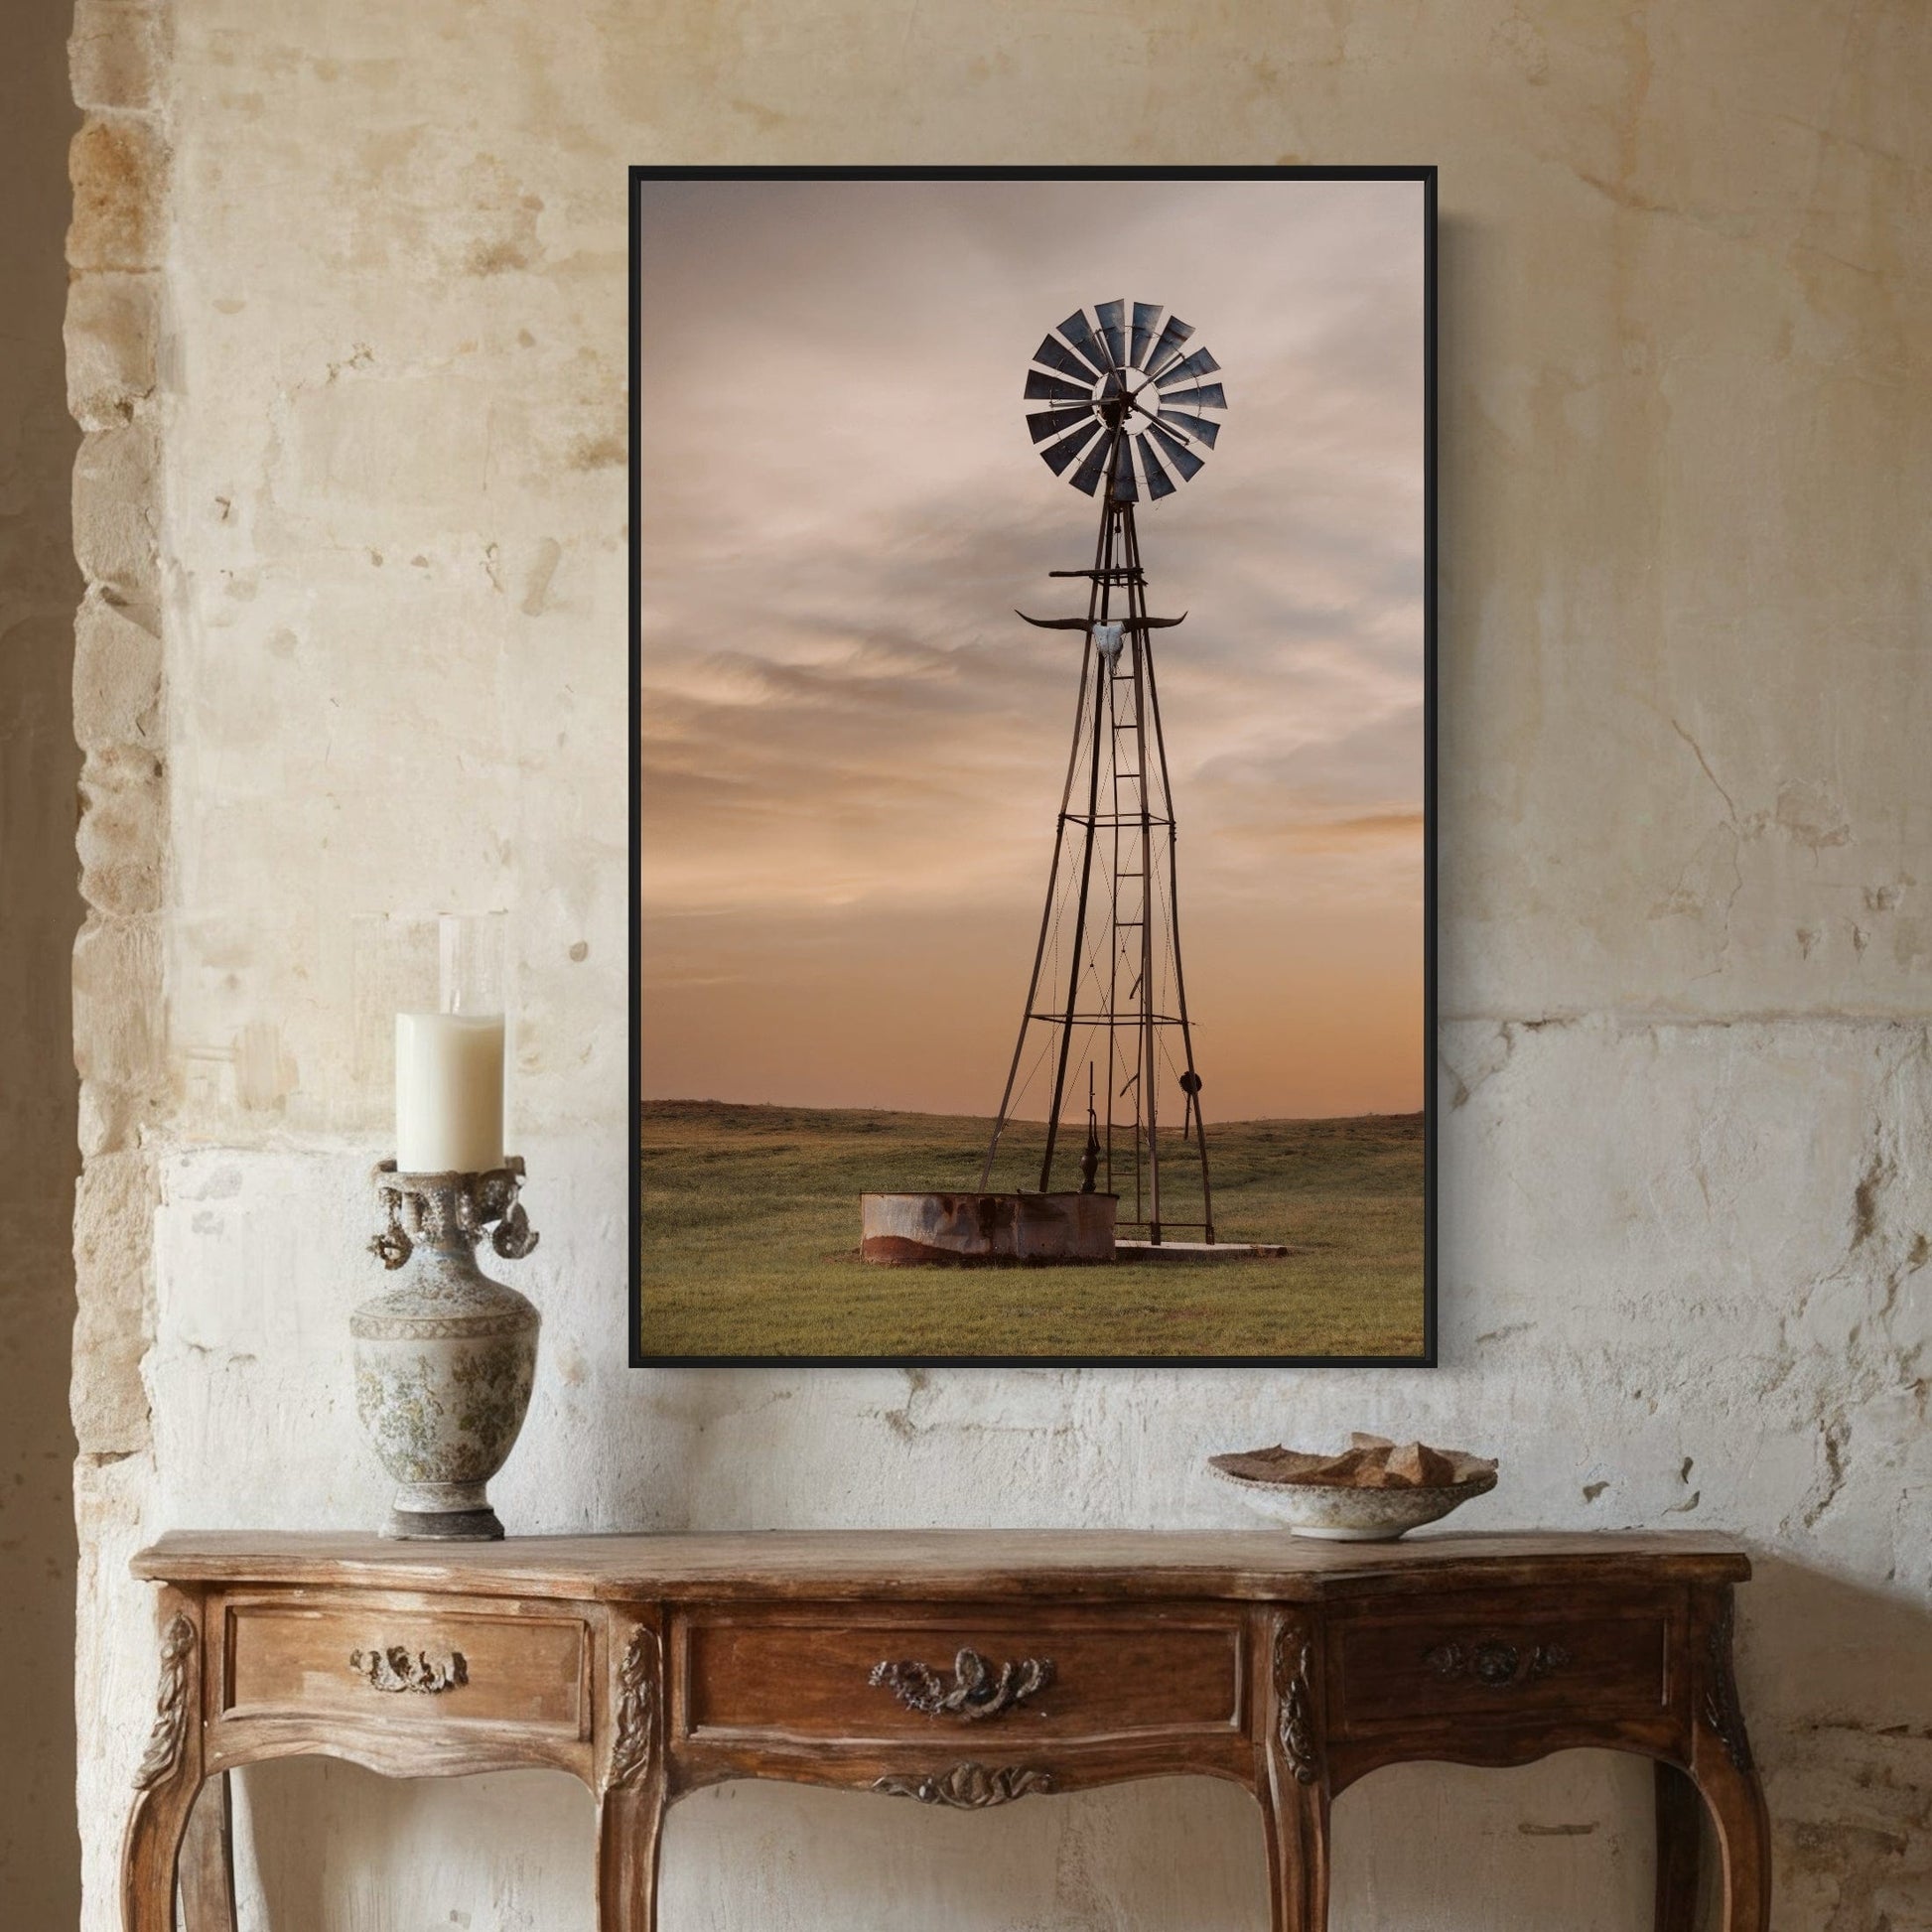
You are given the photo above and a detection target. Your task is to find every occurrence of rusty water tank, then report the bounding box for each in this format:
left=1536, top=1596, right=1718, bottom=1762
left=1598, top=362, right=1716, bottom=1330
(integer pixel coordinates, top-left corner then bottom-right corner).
left=860, top=1191, right=1117, bottom=1266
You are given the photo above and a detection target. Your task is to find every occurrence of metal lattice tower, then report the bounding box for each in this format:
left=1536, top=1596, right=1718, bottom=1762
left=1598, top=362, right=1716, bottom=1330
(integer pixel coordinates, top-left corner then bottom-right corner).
left=981, top=300, right=1228, bottom=1244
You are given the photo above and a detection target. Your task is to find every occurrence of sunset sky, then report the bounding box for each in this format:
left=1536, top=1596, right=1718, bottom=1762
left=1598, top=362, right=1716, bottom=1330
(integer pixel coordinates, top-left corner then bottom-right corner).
left=636, top=176, right=1425, bottom=1123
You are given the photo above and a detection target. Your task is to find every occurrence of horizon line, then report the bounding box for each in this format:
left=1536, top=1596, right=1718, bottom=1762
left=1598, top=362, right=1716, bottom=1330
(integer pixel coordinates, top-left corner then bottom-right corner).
left=638, top=1095, right=1424, bottom=1127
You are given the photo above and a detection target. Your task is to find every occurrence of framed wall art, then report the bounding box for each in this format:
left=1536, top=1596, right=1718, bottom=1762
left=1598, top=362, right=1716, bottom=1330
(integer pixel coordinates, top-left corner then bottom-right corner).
left=631, top=166, right=1436, bottom=1366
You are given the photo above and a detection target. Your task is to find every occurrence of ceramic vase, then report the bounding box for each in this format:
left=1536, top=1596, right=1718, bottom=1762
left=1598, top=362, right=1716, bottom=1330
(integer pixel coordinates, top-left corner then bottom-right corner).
left=352, top=1161, right=540, bottom=1540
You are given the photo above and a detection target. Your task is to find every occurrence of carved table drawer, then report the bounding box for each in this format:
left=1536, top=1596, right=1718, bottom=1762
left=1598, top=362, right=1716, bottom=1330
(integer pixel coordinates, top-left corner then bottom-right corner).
left=1329, top=1588, right=1674, bottom=1738
left=224, top=1599, right=589, bottom=1733
left=681, top=1608, right=1245, bottom=1745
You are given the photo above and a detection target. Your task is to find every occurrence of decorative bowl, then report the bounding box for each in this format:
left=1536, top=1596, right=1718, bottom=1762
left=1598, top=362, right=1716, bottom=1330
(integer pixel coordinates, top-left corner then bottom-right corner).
left=1208, top=1436, right=1497, bottom=1541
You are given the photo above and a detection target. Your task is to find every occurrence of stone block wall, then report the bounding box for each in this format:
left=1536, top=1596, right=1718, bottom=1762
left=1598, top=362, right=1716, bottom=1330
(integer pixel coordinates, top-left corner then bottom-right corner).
left=66, top=1, right=1931, bottom=1927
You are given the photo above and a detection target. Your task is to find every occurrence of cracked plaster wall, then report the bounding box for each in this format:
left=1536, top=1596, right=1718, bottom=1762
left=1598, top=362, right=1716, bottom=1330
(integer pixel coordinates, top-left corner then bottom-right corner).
left=67, top=0, right=1931, bottom=1927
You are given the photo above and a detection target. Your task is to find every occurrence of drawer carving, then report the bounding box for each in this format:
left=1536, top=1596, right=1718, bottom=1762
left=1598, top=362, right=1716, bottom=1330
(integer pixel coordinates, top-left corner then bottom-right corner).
left=685, top=1611, right=1242, bottom=1746
left=870, top=1648, right=1054, bottom=1721
left=608, top=1625, right=660, bottom=1790
left=1422, top=1640, right=1569, bottom=1689
left=226, top=1602, right=586, bottom=1733
left=1274, top=1628, right=1320, bottom=1784
left=133, top=1613, right=197, bottom=1790
left=1333, top=1594, right=1669, bottom=1739
left=348, top=1646, right=469, bottom=1695
left=873, top=1762, right=1055, bottom=1807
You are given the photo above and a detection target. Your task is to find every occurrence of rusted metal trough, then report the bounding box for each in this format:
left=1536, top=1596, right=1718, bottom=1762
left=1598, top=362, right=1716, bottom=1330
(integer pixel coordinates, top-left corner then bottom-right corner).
left=860, top=1191, right=1117, bottom=1266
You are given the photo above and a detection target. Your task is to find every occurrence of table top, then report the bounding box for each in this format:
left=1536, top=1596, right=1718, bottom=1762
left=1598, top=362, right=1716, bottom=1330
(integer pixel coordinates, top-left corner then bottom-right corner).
left=134, top=1528, right=1750, bottom=1603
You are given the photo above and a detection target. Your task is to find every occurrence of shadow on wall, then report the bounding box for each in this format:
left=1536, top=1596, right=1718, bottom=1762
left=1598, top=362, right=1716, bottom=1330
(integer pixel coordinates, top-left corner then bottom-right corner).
left=1741, top=1555, right=1932, bottom=1923
left=0, top=0, right=82, bottom=1918
left=227, top=1556, right=1932, bottom=1926
left=226, top=1751, right=1648, bottom=1927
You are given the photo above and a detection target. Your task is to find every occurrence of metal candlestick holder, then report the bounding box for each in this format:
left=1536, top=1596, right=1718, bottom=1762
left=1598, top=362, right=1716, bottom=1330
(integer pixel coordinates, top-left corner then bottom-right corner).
left=352, top=1159, right=540, bottom=1541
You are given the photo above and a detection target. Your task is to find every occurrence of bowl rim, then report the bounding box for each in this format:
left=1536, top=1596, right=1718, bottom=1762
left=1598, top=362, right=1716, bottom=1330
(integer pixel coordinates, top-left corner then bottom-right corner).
left=1205, top=1458, right=1499, bottom=1502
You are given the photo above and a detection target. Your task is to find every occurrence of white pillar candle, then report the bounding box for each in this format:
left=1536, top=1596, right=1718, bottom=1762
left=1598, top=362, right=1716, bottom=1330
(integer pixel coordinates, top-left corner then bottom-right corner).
left=395, top=1012, right=506, bottom=1173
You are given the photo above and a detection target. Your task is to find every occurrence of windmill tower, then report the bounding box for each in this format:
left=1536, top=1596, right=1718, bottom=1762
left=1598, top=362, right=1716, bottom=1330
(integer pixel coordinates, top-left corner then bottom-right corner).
left=980, top=301, right=1228, bottom=1247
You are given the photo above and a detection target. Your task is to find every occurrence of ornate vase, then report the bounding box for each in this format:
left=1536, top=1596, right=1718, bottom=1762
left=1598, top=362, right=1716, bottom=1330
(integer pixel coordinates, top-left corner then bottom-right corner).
left=352, top=1160, right=540, bottom=1540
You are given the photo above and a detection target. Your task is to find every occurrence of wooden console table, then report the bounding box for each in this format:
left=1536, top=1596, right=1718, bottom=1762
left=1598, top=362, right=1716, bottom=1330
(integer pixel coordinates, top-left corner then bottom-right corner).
left=122, top=1530, right=1768, bottom=1930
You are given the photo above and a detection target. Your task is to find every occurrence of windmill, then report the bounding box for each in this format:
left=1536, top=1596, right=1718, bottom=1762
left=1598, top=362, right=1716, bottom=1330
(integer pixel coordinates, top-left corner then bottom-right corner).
left=980, top=300, right=1228, bottom=1248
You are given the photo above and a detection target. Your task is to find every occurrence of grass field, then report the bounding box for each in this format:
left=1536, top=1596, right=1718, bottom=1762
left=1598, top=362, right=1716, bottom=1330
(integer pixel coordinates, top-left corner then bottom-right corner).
left=637, top=1100, right=1426, bottom=1359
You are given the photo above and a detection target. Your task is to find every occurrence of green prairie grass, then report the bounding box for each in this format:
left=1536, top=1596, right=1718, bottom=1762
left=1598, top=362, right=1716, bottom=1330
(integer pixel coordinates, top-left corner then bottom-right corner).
left=636, top=1101, right=1425, bottom=1359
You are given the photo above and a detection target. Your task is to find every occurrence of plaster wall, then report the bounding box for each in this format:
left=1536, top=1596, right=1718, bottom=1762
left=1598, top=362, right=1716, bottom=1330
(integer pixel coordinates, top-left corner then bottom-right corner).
left=68, top=1, right=1932, bottom=1928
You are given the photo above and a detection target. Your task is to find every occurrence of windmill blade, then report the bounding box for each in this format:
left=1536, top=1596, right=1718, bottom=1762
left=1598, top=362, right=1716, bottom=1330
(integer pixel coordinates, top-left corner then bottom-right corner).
left=1095, top=300, right=1129, bottom=371
left=1155, top=345, right=1221, bottom=388
left=1022, top=301, right=1228, bottom=495
left=1038, top=419, right=1100, bottom=477
left=1158, top=407, right=1221, bottom=450
left=1136, top=432, right=1176, bottom=500
left=1159, top=381, right=1227, bottom=413
left=1027, top=404, right=1098, bottom=444
left=1025, top=370, right=1092, bottom=405
left=1033, top=335, right=1100, bottom=384
left=1143, top=315, right=1195, bottom=379
left=1068, top=429, right=1116, bottom=496
left=1056, top=309, right=1113, bottom=375
left=1144, top=419, right=1205, bottom=483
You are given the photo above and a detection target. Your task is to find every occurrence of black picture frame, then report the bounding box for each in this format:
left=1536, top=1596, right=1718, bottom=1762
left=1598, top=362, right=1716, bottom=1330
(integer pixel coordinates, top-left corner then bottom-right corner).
left=630, top=164, right=1437, bottom=1369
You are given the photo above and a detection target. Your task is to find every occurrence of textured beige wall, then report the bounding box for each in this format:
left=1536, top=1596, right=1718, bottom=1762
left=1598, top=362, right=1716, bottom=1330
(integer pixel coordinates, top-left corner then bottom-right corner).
left=69, top=1, right=1931, bottom=1928
left=0, top=0, right=83, bottom=1918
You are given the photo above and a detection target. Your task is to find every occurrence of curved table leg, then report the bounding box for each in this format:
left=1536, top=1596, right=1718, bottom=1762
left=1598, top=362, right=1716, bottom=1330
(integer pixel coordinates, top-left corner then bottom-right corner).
left=1654, top=1760, right=1702, bottom=1932
left=597, top=1781, right=667, bottom=1931
left=1692, top=1588, right=1772, bottom=1932
left=180, top=1771, right=237, bottom=1931
left=1689, top=1745, right=1770, bottom=1931
left=122, top=1599, right=206, bottom=1932
left=598, top=1618, right=668, bottom=1931
left=1262, top=1617, right=1331, bottom=1932
left=1262, top=1775, right=1329, bottom=1932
